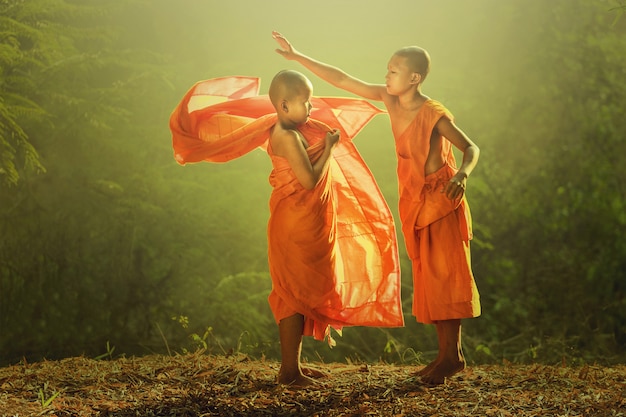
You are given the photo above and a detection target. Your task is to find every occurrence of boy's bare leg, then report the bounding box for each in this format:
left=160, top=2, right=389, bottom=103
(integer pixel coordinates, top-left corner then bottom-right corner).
left=278, top=313, right=317, bottom=388
left=416, top=324, right=445, bottom=376
left=421, top=319, right=466, bottom=385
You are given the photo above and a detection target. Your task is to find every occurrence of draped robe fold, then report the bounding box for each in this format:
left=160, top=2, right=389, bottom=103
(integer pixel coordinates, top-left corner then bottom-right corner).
left=170, top=77, right=404, bottom=344
left=394, top=99, right=480, bottom=324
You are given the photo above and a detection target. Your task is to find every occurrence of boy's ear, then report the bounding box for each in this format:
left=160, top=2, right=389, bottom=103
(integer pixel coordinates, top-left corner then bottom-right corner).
left=410, top=73, right=422, bottom=85
left=281, top=100, right=288, bottom=112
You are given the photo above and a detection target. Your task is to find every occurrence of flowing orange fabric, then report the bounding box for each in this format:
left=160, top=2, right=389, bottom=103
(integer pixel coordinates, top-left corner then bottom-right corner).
left=394, top=99, right=480, bottom=324
left=170, top=77, right=404, bottom=343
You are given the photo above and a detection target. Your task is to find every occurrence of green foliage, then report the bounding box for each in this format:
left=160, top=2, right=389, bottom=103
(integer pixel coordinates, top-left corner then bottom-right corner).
left=467, top=0, right=626, bottom=364
left=179, top=272, right=278, bottom=358
left=0, top=0, right=104, bottom=186
left=0, top=0, right=256, bottom=364
left=1, top=0, right=625, bottom=368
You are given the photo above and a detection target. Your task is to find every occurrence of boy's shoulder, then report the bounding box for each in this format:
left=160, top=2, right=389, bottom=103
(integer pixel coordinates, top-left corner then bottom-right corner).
left=421, top=99, right=453, bottom=120
left=423, top=97, right=446, bottom=109
left=269, top=123, right=293, bottom=139
left=269, top=123, right=308, bottom=147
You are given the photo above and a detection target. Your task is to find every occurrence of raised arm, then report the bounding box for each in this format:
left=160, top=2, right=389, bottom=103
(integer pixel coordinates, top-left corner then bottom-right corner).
left=272, top=31, right=386, bottom=102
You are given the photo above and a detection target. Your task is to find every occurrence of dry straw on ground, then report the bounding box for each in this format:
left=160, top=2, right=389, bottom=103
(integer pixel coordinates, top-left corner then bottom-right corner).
left=0, top=351, right=624, bottom=416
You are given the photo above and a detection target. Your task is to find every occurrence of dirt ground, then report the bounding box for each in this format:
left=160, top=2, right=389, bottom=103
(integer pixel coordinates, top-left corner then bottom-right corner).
left=0, top=351, right=624, bottom=416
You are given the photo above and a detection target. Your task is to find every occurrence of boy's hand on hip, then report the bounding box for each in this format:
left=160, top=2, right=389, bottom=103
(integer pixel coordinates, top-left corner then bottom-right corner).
left=443, top=175, right=466, bottom=200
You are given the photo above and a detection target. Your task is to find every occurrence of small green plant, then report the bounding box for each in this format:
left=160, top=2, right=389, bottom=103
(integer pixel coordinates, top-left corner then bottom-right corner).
left=528, top=344, right=539, bottom=360
left=188, top=327, right=211, bottom=351
left=476, top=343, right=494, bottom=358
left=94, top=341, right=116, bottom=360
left=236, top=330, right=253, bottom=353
left=399, top=347, right=423, bottom=365
left=188, top=326, right=227, bottom=355
left=38, top=383, right=60, bottom=408
left=383, top=339, right=396, bottom=354
left=171, top=314, right=189, bottom=329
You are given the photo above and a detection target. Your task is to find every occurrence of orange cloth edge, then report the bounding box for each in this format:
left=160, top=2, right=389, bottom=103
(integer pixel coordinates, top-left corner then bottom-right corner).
left=169, top=77, right=405, bottom=343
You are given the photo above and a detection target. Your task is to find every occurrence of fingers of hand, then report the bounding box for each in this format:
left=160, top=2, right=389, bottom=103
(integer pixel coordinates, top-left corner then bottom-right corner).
left=450, top=178, right=465, bottom=189
left=326, top=130, right=340, bottom=145
left=443, top=179, right=465, bottom=199
left=271, top=32, right=289, bottom=47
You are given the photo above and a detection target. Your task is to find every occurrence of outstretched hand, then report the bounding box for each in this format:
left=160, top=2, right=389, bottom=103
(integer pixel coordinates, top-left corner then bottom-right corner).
left=272, top=31, right=297, bottom=59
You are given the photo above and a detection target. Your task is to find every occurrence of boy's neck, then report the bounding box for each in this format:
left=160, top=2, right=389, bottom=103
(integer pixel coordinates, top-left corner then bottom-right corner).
left=277, top=115, right=298, bottom=131
left=397, top=88, right=429, bottom=111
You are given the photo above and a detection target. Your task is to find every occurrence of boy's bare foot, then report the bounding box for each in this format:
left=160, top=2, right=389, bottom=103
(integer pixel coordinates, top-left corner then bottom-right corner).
left=302, top=366, right=329, bottom=379
left=278, top=372, right=319, bottom=388
left=415, top=358, right=441, bottom=376
left=420, top=358, right=466, bottom=385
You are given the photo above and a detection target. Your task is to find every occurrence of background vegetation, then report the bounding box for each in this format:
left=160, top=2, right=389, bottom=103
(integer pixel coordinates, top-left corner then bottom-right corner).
left=1, top=0, right=624, bottom=367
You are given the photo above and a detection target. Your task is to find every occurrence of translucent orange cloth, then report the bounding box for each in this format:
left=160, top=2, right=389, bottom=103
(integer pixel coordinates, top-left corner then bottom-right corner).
left=170, top=77, right=404, bottom=343
left=393, top=99, right=480, bottom=324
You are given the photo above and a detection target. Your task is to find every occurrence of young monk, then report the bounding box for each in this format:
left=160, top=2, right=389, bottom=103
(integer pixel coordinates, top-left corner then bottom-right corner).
left=272, top=31, right=481, bottom=385
left=266, top=70, right=342, bottom=387
left=169, top=70, right=404, bottom=388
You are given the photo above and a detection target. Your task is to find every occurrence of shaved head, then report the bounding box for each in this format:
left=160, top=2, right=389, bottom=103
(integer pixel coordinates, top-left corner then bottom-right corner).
left=269, top=69, right=313, bottom=109
left=394, top=46, right=431, bottom=80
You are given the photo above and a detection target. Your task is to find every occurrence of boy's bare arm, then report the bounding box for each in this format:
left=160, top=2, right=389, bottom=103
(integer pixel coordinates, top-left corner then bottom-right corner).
left=436, top=118, right=480, bottom=199
left=271, top=127, right=339, bottom=190
left=273, top=31, right=386, bottom=102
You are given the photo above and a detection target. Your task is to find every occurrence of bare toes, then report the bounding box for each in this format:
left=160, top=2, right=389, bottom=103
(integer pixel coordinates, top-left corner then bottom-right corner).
left=302, top=366, right=329, bottom=379
left=278, top=373, right=319, bottom=389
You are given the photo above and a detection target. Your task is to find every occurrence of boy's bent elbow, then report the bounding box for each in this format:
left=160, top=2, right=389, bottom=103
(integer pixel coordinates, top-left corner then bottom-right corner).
left=304, top=175, right=323, bottom=190
left=300, top=177, right=317, bottom=190
left=463, top=143, right=479, bottom=159
left=472, top=144, right=480, bottom=161
left=294, top=169, right=320, bottom=190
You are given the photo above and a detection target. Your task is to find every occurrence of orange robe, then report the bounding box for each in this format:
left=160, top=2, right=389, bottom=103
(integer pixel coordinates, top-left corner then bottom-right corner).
left=394, top=99, right=480, bottom=324
left=170, top=77, right=404, bottom=344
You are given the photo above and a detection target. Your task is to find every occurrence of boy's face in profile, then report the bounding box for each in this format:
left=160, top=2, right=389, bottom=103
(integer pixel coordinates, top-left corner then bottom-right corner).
left=285, top=83, right=313, bottom=125
left=385, top=54, right=415, bottom=95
